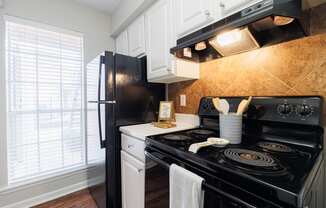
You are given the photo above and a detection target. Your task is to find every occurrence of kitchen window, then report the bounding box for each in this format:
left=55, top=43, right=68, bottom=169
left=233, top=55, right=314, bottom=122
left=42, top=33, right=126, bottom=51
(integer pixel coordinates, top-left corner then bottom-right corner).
left=5, top=16, right=104, bottom=185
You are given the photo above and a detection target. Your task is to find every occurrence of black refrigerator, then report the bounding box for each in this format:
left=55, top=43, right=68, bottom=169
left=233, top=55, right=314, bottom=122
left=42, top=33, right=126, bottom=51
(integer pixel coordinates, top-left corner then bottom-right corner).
left=86, top=51, right=165, bottom=208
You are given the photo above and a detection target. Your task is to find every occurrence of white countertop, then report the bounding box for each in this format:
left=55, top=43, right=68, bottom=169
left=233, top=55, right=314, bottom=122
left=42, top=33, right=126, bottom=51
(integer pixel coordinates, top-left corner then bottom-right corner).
left=119, top=114, right=199, bottom=140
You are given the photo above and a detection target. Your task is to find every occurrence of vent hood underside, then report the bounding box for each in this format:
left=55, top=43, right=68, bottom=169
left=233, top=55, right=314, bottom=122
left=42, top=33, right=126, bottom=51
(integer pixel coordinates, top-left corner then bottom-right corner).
left=170, top=0, right=310, bottom=63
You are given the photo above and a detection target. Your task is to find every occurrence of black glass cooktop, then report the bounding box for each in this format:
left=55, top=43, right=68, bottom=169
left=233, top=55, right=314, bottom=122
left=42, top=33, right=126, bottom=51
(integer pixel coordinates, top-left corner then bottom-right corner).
left=146, top=128, right=321, bottom=196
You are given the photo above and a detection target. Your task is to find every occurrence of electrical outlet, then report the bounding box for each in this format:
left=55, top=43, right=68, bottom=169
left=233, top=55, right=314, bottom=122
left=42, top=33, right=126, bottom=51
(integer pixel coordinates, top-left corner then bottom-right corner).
left=180, top=94, right=186, bottom=107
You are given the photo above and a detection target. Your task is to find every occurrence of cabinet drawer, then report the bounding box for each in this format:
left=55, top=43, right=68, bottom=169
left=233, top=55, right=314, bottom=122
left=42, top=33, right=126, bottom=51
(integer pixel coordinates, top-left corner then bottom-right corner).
left=121, top=134, right=145, bottom=162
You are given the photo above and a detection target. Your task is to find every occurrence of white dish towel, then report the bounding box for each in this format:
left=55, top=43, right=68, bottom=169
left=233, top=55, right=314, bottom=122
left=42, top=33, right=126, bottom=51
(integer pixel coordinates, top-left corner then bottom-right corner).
left=169, top=164, right=205, bottom=208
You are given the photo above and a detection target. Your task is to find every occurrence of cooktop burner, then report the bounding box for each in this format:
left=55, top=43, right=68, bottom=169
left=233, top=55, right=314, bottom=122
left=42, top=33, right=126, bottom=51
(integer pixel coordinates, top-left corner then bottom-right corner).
left=187, top=129, right=216, bottom=136
left=162, top=134, right=192, bottom=141
left=223, top=148, right=277, bottom=167
left=257, top=142, right=294, bottom=153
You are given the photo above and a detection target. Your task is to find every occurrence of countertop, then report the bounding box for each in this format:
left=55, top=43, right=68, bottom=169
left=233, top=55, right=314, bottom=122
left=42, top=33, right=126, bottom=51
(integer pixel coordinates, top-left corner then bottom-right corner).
left=119, top=114, right=199, bottom=140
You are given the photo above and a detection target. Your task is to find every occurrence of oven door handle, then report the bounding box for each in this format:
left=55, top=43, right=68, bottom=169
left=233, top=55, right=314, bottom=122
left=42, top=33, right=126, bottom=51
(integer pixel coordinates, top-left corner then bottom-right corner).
left=145, top=151, right=258, bottom=208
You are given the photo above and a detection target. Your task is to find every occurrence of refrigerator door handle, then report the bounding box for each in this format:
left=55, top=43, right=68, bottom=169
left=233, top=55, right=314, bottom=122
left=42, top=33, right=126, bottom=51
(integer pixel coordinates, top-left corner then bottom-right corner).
left=98, top=55, right=106, bottom=149
left=88, top=100, right=116, bottom=104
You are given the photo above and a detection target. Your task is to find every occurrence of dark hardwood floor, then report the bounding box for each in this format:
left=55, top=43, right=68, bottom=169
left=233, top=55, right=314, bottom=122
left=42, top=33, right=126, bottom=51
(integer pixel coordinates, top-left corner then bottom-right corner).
left=33, top=189, right=98, bottom=208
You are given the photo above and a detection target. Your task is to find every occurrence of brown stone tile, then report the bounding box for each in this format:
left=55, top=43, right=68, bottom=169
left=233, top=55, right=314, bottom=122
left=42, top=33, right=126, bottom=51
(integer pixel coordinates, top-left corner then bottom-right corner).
left=223, top=67, right=292, bottom=96
left=200, top=49, right=260, bottom=90
left=285, top=88, right=301, bottom=95
left=168, top=80, right=203, bottom=114
left=294, top=61, right=326, bottom=95
left=255, top=35, right=326, bottom=88
left=311, top=3, right=326, bottom=35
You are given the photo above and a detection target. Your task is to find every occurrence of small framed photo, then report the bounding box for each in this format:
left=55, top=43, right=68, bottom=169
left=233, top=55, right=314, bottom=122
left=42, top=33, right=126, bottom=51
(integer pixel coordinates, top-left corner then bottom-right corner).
left=158, top=101, right=175, bottom=122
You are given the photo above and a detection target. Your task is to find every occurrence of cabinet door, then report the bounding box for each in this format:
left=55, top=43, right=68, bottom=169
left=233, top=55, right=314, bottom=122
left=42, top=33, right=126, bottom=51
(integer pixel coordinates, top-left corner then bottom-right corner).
left=145, top=0, right=173, bottom=80
left=116, top=30, right=129, bottom=56
left=175, top=0, right=215, bottom=37
left=220, top=0, right=257, bottom=17
left=128, top=15, right=146, bottom=57
left=121, top=151, right=145, bottom=208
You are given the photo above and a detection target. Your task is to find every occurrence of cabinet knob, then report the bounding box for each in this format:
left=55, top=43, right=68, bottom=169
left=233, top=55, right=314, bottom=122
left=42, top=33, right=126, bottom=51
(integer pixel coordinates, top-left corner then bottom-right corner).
left=220, top=2, right=225, bottom=8
left=128, top=144, right=135, bottom=148
left=137, top=169, right=143, bottom=173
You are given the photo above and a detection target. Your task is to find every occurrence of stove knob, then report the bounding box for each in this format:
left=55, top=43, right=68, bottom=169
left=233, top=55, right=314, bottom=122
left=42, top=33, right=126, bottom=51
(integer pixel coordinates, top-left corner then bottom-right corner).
left=277, top=103, right=292, bottom=116
left=203, top=101, right=210, bottom=111
left=297, top=104, right=313, bottom=117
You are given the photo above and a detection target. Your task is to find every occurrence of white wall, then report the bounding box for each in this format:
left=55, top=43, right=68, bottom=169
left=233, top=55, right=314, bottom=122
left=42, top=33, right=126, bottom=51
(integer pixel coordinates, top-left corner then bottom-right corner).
left=111, top=0, right=155, bottom=36
left=0, top=167, right=104, bottom=208
left=1, top=0, right=114, bottom=63
left=0, top=0, right=112, bottom=207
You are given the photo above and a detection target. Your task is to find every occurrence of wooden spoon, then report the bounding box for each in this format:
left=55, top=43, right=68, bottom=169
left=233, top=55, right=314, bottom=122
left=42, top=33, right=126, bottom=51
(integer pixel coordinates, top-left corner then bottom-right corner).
left=212, top=97, right=221, bottom=111
left=219, top=99, right=230, bottom=115
left=236, top=96, right=253, bottom=115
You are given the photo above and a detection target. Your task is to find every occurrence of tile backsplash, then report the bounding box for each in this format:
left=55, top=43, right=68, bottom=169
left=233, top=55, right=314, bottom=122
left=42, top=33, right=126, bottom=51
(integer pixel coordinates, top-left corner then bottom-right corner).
left=168, top=4, right=326, bottom=114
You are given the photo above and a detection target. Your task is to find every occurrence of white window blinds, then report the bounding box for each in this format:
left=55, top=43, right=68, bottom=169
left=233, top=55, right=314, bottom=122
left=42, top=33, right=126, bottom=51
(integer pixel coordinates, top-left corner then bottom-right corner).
left=6, top=18, right=85, bottom=183
left=86, top=56, right=105, bottom=163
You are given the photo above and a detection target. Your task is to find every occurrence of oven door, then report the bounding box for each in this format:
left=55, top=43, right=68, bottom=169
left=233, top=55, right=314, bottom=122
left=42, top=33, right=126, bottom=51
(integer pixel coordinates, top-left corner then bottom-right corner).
left=145, top=147, right=282, bottom=208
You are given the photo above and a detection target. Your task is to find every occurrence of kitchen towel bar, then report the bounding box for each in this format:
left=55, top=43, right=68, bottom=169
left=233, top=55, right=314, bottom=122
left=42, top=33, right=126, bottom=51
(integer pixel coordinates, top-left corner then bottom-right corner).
left=145, top=151, right=257, bottom=208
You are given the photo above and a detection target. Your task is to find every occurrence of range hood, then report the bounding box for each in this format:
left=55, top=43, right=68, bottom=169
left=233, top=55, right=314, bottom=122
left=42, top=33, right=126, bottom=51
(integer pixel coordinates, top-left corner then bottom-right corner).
left=170, top=0, right=310, bottom=62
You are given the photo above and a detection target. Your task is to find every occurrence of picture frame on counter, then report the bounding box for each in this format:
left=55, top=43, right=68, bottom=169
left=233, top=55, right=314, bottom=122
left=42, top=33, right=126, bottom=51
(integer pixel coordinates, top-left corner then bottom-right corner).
left=153, top=101, right=176, bottom=129
left=158, top=101, right=175, bottom=121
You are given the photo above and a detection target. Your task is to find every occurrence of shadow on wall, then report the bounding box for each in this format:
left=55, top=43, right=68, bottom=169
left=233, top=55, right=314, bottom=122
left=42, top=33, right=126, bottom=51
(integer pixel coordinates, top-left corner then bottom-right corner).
left=168, top=3, right=326, bottom=115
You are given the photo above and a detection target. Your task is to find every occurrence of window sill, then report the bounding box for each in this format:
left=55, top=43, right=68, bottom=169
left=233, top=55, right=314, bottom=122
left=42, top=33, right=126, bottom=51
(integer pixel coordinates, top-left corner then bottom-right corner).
left=0, top=164, right=99, bottom=195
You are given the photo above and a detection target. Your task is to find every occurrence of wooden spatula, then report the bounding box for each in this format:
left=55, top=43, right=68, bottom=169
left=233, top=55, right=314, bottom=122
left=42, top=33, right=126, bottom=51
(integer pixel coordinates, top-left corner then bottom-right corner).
left=212, top=97, right=220, bottom=111
left=189, top=138, right=230, bottom=153
left=236, top=96, right=252, bottom=115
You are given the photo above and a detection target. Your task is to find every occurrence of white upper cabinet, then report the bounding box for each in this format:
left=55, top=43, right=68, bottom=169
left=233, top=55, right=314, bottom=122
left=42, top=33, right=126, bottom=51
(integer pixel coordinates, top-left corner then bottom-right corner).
left=219, top=0, right=260, bottom=17
left=145, top=0, right=174, bottom=80
left=175, top=0, right=217, bottom=38
left=116, top=30, right=129, bottom=56
left=128, top=15, right=146, bottom=57
left=145, top=0, right=200, bottom=83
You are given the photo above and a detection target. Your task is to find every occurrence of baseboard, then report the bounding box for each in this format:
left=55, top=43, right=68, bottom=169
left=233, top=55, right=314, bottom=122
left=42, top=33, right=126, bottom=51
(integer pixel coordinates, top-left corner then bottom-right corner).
left=2, top=176, right=103, bottom=208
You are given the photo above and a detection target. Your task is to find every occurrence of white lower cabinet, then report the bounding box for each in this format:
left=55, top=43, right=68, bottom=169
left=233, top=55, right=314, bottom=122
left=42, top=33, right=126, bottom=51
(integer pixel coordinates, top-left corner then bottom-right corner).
left=121, top=150, right=145, bottom=208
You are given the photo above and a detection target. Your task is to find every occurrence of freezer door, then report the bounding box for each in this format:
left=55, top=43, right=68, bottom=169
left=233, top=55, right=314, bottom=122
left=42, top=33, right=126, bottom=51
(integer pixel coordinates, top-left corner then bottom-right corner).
left=114, top=54, right=165, bottom=126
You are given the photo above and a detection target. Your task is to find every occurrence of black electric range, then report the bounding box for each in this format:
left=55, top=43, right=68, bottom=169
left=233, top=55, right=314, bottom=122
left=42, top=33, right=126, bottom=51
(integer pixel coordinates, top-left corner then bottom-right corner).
left=145, top=96, right=325, bottom=208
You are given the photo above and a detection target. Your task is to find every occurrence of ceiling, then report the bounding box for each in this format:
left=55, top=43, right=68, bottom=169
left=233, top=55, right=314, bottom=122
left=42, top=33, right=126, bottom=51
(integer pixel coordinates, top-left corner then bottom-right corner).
left=74, top=0, right=121, bottom=13
left=73, top=0, right=325, bottom=14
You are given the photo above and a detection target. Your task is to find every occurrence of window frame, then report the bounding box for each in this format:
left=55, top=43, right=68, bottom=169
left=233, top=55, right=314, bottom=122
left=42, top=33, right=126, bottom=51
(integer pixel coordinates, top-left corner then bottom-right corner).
left=0, top=15, right=97, bottom=189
